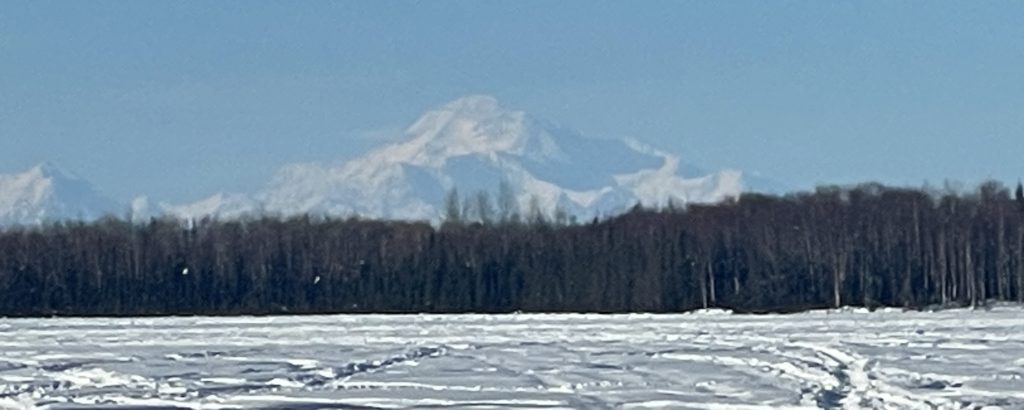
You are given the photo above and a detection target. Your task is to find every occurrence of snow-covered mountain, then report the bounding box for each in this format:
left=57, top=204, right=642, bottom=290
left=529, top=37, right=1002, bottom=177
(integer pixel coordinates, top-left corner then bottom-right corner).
left=169, top=95, right=745, bottom=221
left=2, top=96, right=762, bottom=225
left=0, top=163, right=120, bottom=226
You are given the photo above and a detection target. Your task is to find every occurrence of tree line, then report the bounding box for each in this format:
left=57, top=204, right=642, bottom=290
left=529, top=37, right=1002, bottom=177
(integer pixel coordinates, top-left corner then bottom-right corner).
left=2, top=181, right=1024, bottom=316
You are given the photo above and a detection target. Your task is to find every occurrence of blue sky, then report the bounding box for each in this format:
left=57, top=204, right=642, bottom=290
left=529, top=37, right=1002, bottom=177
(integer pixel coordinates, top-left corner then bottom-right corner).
left=2, top=1, right=1023, bottom=202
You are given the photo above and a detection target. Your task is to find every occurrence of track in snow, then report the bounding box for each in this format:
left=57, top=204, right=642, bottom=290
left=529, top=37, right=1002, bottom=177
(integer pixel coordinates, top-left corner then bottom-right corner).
left=1, top=307, right=1023, bottom=409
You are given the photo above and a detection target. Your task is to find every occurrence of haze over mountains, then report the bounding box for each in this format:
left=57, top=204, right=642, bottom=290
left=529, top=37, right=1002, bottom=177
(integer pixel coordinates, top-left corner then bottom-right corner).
left=0, top=96, right=771, bottom=225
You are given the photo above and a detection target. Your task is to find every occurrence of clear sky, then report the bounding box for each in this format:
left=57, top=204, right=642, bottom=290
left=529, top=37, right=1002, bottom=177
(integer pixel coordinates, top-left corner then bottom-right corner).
left=2, top=1, right=1023, bottom=202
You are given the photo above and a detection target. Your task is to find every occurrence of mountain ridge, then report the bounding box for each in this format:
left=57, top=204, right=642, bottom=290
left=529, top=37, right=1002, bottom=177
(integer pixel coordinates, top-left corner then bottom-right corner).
left=168, top=95, right=746, bottom=221
left=1, top=96, right=768, bottom=224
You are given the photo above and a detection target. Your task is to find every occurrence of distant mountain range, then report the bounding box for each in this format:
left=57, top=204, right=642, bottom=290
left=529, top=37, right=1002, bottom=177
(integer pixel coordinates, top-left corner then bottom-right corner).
left=0, top=96, right=783, bottom=225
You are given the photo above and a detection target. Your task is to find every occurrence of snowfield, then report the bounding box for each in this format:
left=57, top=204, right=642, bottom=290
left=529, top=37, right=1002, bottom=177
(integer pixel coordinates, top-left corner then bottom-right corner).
left=1, top=307, right=1023, bottom=409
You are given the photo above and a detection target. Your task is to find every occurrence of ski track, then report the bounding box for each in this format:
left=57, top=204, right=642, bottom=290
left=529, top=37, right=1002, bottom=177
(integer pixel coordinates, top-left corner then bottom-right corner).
left=1, top=307, right=1023, bottom=409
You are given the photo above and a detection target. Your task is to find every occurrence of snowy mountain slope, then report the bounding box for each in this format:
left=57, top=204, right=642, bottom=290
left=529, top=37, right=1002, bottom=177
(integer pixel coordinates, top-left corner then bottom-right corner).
left=174, top=95, right=747, bottom=221
left=0, top=163, right=121, bottom=226
left=159, top=193, right=259, bottom=221
left=2, top=96, right=764, bottom=224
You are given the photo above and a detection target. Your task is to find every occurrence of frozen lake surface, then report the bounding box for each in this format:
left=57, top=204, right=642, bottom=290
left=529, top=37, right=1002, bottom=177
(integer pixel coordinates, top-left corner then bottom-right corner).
left=2, top=307, right=1023, bottom=409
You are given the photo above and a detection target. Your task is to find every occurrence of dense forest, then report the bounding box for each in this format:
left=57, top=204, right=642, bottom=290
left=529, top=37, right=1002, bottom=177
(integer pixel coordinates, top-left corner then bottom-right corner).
left=2, top=181, right=1024, bottom=317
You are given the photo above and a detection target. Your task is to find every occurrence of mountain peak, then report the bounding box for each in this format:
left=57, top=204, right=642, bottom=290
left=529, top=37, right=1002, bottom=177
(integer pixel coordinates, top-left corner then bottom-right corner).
left=0, top=164, right=119, bottom=225
left=29, top=162, right=59, bottom=177
left=28, top=162, right=83, bottom=182
left=410, top=95, right=519, bottom=136
left=439, top=95, right=502, bottom=115
left=391, top=95, right=531, bottom=167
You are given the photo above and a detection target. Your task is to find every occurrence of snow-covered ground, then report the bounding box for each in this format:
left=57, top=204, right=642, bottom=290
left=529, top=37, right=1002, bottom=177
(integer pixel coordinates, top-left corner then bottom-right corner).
left=1, top=307, right=1023, bottom=409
